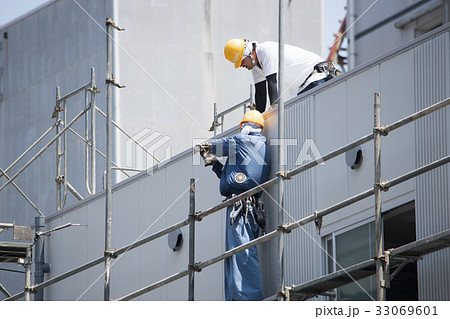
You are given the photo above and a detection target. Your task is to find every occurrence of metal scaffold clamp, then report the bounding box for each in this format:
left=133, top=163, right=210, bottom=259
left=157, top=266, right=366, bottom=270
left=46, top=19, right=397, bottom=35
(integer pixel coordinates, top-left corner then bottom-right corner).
left=55, top=175, right=65, bottom=184
left=87, top=85, right=101, bottom=94
left=24, top=285, right=37, bottom=295
left=104, top=249, right=118, bottom=259
left=278, top=224, right=291, bottom=234
left=373, top=125, right=388, bottom=136
left=188, top=262, right=202, bottom=273
left=314, top=211, right=323, bottom=235
left=276, top=170, right=292, bottom=180
left=374, top=181, right=389, bottom=192
left=51, top=105, right=64, bottom=118
left=106, top=17, right=125, bottom=31
left=277, top=287, right=287, bottom=301
left=105, top=75, right=126, bottom=89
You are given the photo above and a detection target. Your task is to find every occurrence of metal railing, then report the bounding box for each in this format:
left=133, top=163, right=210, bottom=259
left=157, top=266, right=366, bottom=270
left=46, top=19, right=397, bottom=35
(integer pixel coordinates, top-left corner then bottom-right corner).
left=5, top=95, right=448, bottom=301
left=209, top=85, right=255, bottom=135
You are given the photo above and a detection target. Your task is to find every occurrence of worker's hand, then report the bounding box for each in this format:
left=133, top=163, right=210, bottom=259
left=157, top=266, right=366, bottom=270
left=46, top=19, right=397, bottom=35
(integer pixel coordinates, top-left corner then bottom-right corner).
left=194, top=142, right=211, bottom=153
left=199, top=142, right=212, bottom=152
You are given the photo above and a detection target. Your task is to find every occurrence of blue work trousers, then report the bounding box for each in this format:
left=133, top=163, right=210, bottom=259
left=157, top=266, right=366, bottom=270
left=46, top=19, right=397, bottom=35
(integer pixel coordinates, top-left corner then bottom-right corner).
left=224, top=204, right=263, bottom=301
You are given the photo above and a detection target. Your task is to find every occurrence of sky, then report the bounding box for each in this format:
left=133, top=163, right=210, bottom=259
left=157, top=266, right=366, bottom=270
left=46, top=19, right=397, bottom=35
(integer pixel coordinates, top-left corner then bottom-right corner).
left=0, top=0, right=347, bottom=56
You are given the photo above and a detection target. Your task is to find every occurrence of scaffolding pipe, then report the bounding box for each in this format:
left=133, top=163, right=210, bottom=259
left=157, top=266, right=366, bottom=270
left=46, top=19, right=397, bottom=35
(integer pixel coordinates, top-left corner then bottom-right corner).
left=90, top=67, right=97, bottom=194
left=0, top=106, right=90, bottom=194
left=348, top=0, right=356, bottom=69
left=34, top=216, right=45, bottom=301
left=277, top=0, right=286, bottom=300
left=4, top=291, right=25, bottom=301
left=56, top=82, right=92, bottom=104
left=104, top=17, right=114, bottom=302
left=0, top=124, right=55, bottom=179
left=285, top=155, right=450, bottom=234
left=67, top=127, right=131, bottom=178
left=24, top=247, right=32, bottom=301
left=116, top=270, right=189, bottom=301
left=96, top=107, right=161, bottom=163
left=66, top=181, right=84, bottom=201
left=374, top=93, right=386, bottom=301
left=196, top=230, right=280, bottom=271
left=0, top=167, right=44, bottom=217
left=111, top=219, right=190, bottom=257
left=381, top=155, right=450, bottom=190
left=214, top=98, right=251, bottom=120
left=0, top=282, right=11, bottom=298
left=32, top=255, right=106, bottom=293
left=382, top=97, right=449, bottom=134
left=213, top=102, right=218, bottom=135
left=62, top=99, right=68, bottom=209
left=188, top=178, right=196, bottom=301
left=85, top=90, right=92, bottom=195
left=56, top=86, right=62, bottom=211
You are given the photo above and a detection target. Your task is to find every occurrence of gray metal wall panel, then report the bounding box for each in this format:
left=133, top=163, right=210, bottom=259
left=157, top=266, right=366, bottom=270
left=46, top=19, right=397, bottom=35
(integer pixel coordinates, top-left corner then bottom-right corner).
left=414, top=31, right=450, bottom=300
left=283, top=97, right=322, bottom=287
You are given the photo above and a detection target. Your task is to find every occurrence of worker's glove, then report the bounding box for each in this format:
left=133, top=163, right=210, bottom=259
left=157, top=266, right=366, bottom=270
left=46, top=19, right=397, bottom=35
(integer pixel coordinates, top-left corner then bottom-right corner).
left=196, top=142, right=218, bottom=167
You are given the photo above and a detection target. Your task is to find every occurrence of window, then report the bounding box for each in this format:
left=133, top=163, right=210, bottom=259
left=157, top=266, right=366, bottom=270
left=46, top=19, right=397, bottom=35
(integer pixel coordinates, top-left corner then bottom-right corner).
left=324, top=202, right=418, bottom=301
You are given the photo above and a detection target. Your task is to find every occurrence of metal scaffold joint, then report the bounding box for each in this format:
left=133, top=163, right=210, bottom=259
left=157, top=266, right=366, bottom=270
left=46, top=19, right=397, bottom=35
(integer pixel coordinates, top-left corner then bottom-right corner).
left=314, top=214, right=323, bottom=235
left=276, top=170, right=292, bottom=180
left=373, top=125, right=388, bottom=136
left=277, top=288, right=287, bottom=301
left=188, top=263, right=202, bottom=273
left=55, top=175, right=65, bottom=183
left=278, top=224, right=291, bottom=234
left=104, top=249, right=118, bottom=259
left=192, top=212, right=203, bottom=222
left=106, top=18, right=125, bottom=31
left=105, top=76, right=126, bottom=89
left=87, top=86, right=101, bottom=94
left=51, top=106, right=64, bottom=118
left=374, top=182, right=389, bottom=192
left=23, top=286, right=37, bottom=295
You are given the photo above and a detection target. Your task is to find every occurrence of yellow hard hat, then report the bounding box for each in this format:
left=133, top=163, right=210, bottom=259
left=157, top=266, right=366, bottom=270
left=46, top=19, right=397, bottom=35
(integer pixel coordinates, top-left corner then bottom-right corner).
left=224, top=38, right=245, bottom=69
left=240, top=110, right=264, bottom=129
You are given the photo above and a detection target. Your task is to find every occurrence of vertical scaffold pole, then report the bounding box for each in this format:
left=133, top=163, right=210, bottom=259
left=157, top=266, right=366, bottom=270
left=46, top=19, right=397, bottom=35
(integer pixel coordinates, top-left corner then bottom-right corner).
left=24, top=247, right=32, bottom=301
left=90, top=67, right=97, bottom=194
left=104, top=17, right=113, bottom=301
left=277, top=0, right=286, bottom=301
left=56, top=87, right=62, bottom=211
left=188, top=178, right=196, bottom=301
left=34, top=216, right=45, bottom=301
left=373, top=92, right=386, bottom=300
left=213, top=102, right=217, bottom=136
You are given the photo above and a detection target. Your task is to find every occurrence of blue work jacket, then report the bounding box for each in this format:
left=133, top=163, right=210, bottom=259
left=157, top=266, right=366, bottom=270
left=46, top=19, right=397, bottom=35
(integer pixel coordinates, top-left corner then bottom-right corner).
left=211, top=132, right=271, bottom=197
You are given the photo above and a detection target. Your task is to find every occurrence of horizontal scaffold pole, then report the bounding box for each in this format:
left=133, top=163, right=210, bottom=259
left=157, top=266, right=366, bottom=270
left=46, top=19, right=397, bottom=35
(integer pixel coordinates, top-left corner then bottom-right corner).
left=285, top=154, right=450, bottom=234
left=116, top=270, right=189, bottom=301
left=0, top=106, right=90, bottom=193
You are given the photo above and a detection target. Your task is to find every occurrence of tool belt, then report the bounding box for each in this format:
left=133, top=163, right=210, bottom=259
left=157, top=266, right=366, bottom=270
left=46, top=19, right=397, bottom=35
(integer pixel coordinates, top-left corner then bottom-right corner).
left=300, top=61, right=342, bottom=89
left=227, top=195, right=266, bottom=233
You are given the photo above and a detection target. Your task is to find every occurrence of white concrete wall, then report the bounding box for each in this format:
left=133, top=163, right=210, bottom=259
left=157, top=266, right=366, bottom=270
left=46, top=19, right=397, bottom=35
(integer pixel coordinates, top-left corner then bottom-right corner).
left=112, top=0, right=324, bottom=172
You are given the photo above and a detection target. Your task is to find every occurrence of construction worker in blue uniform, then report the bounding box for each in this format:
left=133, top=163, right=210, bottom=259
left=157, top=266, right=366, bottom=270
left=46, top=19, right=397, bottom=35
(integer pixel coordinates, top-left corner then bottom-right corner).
left=198, top=110, right=271, bottom=301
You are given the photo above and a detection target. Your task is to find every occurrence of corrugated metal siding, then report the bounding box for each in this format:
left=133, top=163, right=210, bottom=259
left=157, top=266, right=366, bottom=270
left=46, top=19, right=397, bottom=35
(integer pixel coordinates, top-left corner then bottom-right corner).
left=283, top=96, right=322, bottom=287
left=414, top=31, right=450, bottom=300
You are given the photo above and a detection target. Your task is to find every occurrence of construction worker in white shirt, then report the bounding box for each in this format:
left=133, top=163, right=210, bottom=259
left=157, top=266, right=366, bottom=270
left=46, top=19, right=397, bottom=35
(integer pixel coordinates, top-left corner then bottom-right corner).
left=224, top=38, right=341, bottom=113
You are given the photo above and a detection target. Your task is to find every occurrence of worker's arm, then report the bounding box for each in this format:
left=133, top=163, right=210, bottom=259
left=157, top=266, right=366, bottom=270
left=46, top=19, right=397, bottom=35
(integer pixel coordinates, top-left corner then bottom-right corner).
left=266, top=73, right=278, bottom=106
left=212, top=162, right=223, bottom=179
left=254, top=81, right=267, bottom=113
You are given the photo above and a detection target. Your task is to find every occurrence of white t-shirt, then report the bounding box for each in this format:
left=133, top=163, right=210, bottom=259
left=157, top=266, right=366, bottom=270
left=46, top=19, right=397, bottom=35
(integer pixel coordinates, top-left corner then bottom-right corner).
left=251, top=41, right=326, bottom=94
